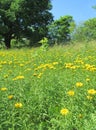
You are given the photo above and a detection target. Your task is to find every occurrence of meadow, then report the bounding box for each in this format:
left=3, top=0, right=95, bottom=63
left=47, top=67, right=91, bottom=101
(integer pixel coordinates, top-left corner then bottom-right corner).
left=0, top=41, right=96, bottom=130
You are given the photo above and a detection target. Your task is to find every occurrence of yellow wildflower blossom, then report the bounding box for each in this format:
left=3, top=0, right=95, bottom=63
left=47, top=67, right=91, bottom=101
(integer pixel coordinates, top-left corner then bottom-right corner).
left=13, top=75, right=24, bottom=80
left=1, top=87, right=7, bottom=91
left=76, top=82, right=83, bottom=87
left=88, top=89, right=96, bottom=95
left=15, top=103, right=23, bottom=108
left=8, top=95, right=14, bottom=99
left=52, top=62, right=58, bottom=65
left=19, top=64, right=24, bottom=67
left=60, top=108, right=69, bottom=115
left=85, top=64, right=96, bottom=72
left=37, top=73, right=43, bottom=78
left=67, top=90, right=75, bottom=96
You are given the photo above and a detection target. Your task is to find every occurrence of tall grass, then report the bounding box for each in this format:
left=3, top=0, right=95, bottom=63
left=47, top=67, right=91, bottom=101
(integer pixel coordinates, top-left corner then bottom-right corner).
left=0, top=42, right=96, bottom=130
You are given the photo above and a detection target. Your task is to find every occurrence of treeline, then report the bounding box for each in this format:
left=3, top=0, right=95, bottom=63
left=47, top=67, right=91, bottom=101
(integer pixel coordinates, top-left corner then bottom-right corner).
left=0, top=0, right=96, bottom=49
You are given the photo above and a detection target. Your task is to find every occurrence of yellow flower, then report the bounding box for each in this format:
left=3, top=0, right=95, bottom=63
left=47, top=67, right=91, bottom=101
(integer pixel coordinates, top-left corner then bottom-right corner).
left=85, top=64, right=96, bottom=72
left=15, top=103, right=23, bottom=108
left=8, top=95, right=14, bottom=99
left=60, top=108, right=69, bottom=115
left=13, top=75, right=24, bottom=80
left=67, top=90, right=74, bottom=96
left=76, top=82, right=83, bottom=87
left=88, top=89, right=96, bottom=95
left=1, top=87, right=7, bottom=91
left=52, top=62, right=58, bottom=65
left=49, top=66, right=55, bottom=69
left=37, top=73, right=43, bottom=78
left=19, top=64, right=24, bottom=67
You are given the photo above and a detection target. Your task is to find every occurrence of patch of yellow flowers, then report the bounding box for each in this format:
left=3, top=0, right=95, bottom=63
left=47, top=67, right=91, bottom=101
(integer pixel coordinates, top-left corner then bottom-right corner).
left=13, top=75, right=24, bottom=80
left=67, top=90, right=75, bottom=96
left=88, top=89, right=96, bottom=95
left=0, top=87, right=7, bottom=91
left=76, top=82, right=83, bottom=87
left=60, top=108, right=69, bottom=115
left=15, top=103, right=23, bottom=108
left=8, top=95, right=14, bottom=99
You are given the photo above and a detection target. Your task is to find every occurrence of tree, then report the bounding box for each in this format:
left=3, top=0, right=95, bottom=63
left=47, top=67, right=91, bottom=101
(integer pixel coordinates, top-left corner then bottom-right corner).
left=72, top=18, right=96, bottom=42
left=0, top=0, right=53, bottom=48
left=48, top=15, right=75, bottom=44
left=84, top=18, right=96, bottom=40
left=72, top=23, right=86, bottom=42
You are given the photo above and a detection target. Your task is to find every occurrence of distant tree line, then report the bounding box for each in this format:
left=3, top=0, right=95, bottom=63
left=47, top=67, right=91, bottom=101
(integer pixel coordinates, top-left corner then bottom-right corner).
left=72, top=18, right=96, bottom=42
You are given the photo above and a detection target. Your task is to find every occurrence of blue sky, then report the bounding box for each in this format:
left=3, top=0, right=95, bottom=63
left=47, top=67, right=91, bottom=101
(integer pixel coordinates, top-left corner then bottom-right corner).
left=51, top=0, right=96, bottom=24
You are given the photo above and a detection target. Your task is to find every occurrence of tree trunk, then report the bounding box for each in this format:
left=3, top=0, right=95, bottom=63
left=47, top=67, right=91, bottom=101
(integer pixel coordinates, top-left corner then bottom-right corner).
left=4, top=35, right=11, bottom=49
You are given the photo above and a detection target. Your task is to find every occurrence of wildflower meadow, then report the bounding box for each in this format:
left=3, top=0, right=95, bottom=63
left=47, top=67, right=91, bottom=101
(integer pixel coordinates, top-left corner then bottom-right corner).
left=0, top=42, right=96, bottom=130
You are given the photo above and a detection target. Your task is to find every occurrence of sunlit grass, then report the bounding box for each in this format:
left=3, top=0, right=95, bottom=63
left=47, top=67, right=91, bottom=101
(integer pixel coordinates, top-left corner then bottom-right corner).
left=0, top=42, right=96, bottom=130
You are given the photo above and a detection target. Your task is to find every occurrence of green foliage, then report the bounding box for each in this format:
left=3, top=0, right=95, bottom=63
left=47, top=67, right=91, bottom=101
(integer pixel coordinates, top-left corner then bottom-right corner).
left=39, top=37, right=49, bottom=51
left=0, top=42, right=96, bottom=129
left=48, top=15, right=75, bottom=44
left=84, top=18, right=96, bottom=40
left=72, top=18, right=96, bottom=42
left=11, top=38, right=29, bottom=48
left=72, top=24, right=86, bottom=42
left=0, top=0, right=53, bottom=48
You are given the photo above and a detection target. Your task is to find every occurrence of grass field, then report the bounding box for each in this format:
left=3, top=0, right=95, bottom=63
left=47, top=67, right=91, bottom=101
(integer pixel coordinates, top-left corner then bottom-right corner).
left=0, top=42, right=96, bottom=130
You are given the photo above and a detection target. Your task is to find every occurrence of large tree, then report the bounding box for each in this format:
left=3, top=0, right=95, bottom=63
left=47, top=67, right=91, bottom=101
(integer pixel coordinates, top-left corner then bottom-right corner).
left=0, top=0, right=53, bottom=48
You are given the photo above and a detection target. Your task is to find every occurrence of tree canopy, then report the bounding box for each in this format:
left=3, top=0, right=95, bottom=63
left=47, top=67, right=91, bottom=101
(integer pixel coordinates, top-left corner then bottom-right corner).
left=0, top=0, right=53, bottom=48
left=73, top=18, right=96, bottom=42
left=48, top=15, right=75, bottom=44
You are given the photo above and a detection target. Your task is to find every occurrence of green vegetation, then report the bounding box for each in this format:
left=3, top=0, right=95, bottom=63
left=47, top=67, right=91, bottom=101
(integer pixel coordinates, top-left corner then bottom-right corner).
left=73, top=18, right=96, bottom=42
left=0, top=0, right=53, bottom=48
left=0, top=41, right=96, bottom=130
left=0, top=2, right=96, bottom=129
left=48, top=15, right=75, bottom=44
